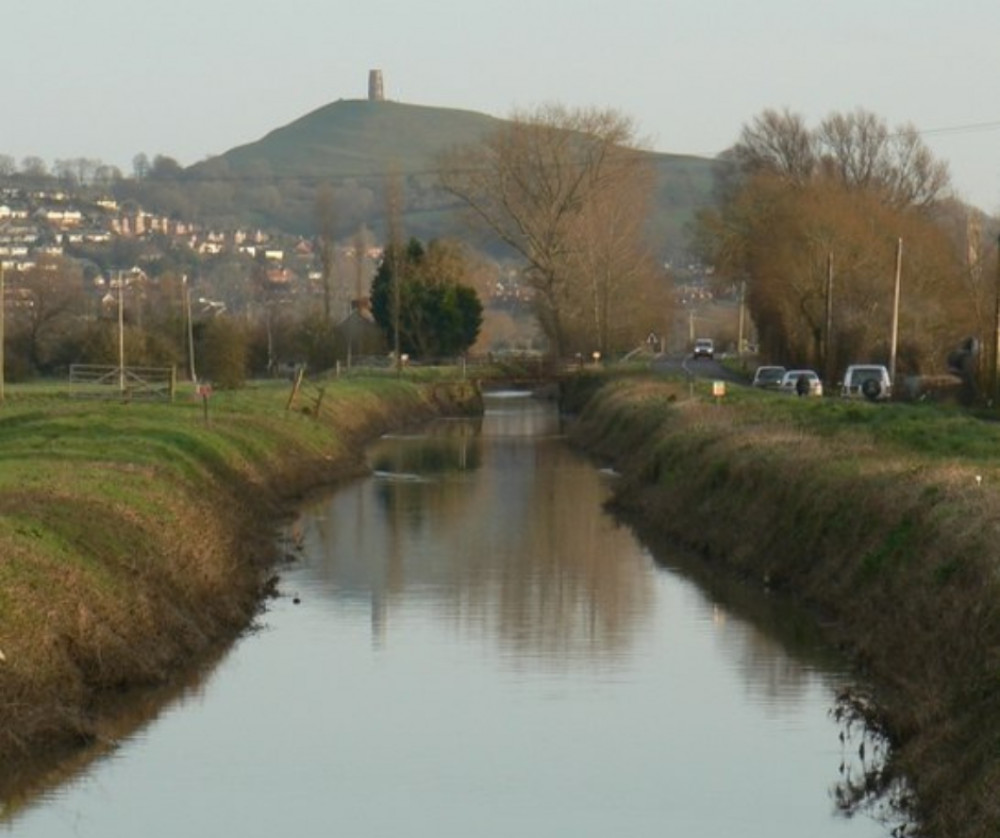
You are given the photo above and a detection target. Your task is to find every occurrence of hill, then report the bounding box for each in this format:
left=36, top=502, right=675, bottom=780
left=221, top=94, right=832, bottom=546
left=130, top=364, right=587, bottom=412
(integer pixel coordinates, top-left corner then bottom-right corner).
left=202, top=99, right=504, bottom=178
left=161, top=99, right=718, bottom=259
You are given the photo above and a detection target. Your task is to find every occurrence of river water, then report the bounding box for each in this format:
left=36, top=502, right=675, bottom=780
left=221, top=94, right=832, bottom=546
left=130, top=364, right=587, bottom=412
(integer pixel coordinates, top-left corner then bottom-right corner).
left=3, top=392, right=888, bottom=837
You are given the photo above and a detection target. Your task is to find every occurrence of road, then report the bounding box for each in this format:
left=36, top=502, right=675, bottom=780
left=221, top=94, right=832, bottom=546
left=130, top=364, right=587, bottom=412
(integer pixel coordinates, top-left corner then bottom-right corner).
left=650, top=353, right=748, bottom=384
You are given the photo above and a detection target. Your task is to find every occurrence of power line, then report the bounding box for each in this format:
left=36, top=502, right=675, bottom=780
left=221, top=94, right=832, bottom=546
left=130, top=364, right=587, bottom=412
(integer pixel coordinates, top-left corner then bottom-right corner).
left=915, top=120, right=1000, bottom=138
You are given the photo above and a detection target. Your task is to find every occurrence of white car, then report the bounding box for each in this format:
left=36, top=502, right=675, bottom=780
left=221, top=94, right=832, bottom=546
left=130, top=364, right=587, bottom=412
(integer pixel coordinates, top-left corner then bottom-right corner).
left=840, top=365, right=892, bottom=400
left=779, top=369, right=823, bottom=397
left=692, top=338, right=714, bottom=359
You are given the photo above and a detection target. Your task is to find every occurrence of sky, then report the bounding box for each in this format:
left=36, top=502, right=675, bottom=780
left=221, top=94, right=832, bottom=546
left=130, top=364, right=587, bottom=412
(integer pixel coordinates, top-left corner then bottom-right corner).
left=5, top=0, right=1000, bottom=212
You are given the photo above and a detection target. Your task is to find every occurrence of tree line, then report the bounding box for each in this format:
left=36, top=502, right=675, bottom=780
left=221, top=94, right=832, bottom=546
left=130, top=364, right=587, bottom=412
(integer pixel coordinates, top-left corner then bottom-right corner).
left=693, top=107, right=999, bottom=396
left=6, top=104, right=998, bottom=390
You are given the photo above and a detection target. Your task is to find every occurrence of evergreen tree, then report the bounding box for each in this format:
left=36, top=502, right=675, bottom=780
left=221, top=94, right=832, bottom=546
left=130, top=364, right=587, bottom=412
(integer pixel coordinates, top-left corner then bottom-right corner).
left=371, top=238, right=482, bottom=358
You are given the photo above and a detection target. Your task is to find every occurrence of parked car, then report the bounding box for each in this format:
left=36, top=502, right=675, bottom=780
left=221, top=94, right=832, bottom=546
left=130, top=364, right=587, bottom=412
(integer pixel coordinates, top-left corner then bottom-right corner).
left=751, top=365, right=787, bottom=389
left=692, top=338, right=714, bottom=360
left=840, top=364, right=892, bottom=401
left=779, top=369, right=823, bottom=397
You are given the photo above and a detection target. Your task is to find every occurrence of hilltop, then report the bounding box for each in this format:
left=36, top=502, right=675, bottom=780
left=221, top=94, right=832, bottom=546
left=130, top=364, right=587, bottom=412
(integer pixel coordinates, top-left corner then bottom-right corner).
left=197, top=99, right=504, bottom=178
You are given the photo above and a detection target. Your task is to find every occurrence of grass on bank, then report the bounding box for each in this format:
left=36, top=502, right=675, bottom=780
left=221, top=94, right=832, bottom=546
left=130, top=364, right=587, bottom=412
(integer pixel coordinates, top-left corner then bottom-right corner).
left=572, top=368, right=1000, bottom=464
left=0, top=373, right=478, bottom=779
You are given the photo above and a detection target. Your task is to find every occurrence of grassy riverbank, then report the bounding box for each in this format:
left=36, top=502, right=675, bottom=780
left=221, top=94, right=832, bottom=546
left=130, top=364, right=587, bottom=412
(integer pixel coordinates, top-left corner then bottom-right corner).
left=0, top=376, right=480, bottom=789
left=566, top=374, right=1000, bottom=838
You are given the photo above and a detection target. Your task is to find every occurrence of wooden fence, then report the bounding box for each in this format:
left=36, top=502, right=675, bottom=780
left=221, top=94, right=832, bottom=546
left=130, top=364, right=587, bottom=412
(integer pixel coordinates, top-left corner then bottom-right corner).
left=68, top=364, right=177, bottom=401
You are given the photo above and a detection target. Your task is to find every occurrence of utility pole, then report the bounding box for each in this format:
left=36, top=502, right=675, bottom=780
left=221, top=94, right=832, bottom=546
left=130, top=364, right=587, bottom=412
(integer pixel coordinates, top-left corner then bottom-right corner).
left=889, top=238, right=902, bottom=388
left=737, top=280, right=746, bottom=358
left=117, top=272, right=125, bottom=394
left=385, top=174, right=403, bottom=377
left=0, top=263, right=5, bottom=405
left=184, top=275, right=197, bottom=383
left=824, top=252, right=834, bottom=386
left=993, top=234, right=1000, bottom=403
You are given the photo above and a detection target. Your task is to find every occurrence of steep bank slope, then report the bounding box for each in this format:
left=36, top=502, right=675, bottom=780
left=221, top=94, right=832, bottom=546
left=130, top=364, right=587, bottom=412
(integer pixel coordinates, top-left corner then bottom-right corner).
left=568, top=376, right=1000, bottom=838
left=0, top=378, right=480, bottom=788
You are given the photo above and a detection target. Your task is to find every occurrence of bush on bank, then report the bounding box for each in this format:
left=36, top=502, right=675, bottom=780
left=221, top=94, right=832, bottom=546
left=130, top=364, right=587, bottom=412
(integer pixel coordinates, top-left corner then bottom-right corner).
left=566, top=374, right=1000, bottom=838
left=0, top=376, right=481, bottom=789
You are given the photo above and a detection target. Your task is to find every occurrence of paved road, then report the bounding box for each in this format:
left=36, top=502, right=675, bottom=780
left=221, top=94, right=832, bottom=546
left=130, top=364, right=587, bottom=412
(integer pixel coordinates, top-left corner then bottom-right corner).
left=650, top=353, right=748, bottom=384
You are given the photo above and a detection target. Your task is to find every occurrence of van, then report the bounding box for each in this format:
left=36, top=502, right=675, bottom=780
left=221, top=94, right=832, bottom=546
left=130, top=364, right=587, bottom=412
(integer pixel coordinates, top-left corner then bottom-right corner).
left=840, top=365, right=892, bottom=400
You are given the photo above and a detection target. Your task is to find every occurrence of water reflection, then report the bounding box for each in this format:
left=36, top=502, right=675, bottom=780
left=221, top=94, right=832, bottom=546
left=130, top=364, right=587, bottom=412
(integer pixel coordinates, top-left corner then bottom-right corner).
left=294, top=393, right=654, bottom=666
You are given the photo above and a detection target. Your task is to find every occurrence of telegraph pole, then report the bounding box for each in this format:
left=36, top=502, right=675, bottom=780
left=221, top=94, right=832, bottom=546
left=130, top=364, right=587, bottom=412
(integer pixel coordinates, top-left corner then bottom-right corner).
left=993, top=234, right=1000, bottom=403
left=117, top=272, right=125, bottom=394
left=385, top=173, right=403, bottom=377
left=824, top=252, right=834, bottom=386
left=0, top=263, right=5, bottom=405
left=889, top=238, right=902, bottom=387
left=737, top=280, right=746, bottom=358
left=184, top=275, right=197, bottom=382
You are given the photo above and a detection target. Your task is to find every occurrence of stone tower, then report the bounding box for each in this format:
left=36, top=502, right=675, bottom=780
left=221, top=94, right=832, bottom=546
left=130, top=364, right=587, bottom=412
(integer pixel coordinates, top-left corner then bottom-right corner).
left=368, top=69, right=384, bottom=102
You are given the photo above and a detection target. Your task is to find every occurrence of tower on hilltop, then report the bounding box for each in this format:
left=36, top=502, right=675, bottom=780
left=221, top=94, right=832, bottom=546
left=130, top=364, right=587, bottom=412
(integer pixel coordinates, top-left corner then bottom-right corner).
left=368, top=69, right=384, bottom=101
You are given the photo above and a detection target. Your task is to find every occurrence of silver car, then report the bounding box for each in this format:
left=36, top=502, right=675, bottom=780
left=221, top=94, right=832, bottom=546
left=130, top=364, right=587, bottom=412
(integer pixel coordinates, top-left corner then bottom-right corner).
left=752, top=365, right=786, bottom=389
left=779, top=369, right=823, bottom=397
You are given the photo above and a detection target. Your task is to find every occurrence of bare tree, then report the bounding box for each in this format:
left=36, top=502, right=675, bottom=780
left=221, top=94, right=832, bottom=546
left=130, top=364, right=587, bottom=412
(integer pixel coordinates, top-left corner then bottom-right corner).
left=700, top=107, right=960, bottom=371
left=440, top=104, right=661, bottom=356
left=20, top=157, right=48, bottom=178
left=817, top=109, right=950, bottom=207
left=732, top=108, right=816, bottom=185
left=315, top=184, right=338, bottom=322
left=6, top=256, right=88, bottom=373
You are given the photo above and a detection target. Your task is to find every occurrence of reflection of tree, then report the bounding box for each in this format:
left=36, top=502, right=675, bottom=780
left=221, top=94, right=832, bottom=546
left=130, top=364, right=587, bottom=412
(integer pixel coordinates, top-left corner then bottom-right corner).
left=460, top=436, right=654, bottom=665
left=624, top=513, right=849, bottom=706
left=299, top=400, right=654, bottom=667
left=830, top=690, right=913, bottom=836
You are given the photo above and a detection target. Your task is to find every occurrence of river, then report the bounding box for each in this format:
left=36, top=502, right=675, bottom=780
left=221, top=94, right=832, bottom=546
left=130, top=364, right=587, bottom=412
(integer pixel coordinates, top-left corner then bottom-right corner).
left=3, top=392, right=890, bottom=837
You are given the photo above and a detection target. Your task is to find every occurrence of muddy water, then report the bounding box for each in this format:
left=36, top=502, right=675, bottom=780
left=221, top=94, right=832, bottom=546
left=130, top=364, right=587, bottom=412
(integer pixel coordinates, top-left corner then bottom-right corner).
left=3, top=393, right=888, bottom=837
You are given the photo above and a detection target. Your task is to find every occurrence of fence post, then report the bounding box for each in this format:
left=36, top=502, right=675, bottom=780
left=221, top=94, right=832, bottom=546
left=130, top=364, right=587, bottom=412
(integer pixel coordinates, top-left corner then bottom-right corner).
left=286, top=366, right=305, bottom=412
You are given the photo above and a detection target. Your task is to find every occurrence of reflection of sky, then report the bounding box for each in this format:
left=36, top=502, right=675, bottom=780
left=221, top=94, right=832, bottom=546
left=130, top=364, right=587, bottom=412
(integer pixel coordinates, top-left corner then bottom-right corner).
left=6, top=394, right=884, bottom=838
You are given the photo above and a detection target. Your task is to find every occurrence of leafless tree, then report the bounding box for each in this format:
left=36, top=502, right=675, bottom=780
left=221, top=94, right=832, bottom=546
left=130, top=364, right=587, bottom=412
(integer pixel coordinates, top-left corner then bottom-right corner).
left=732, top=108, right=816, bottom=185
left=817, top=109, right=950, bottom=207
left=700, top=108, right=960, bottom=371
left=440, top=104, right=664, bottom=356
left=315, top=184, right=338, bottom=322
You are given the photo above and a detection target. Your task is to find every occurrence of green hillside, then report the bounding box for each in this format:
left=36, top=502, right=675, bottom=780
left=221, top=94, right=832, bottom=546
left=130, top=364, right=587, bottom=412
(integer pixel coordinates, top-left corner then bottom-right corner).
left=203, top=99, right=504, bottom=178
left=170, top=99, right=717, bottom=258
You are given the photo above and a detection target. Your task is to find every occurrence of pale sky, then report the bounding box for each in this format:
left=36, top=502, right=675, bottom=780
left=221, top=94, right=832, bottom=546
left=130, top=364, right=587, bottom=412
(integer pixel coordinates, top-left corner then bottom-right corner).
left=6, top=0, right=1000, bottom=212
